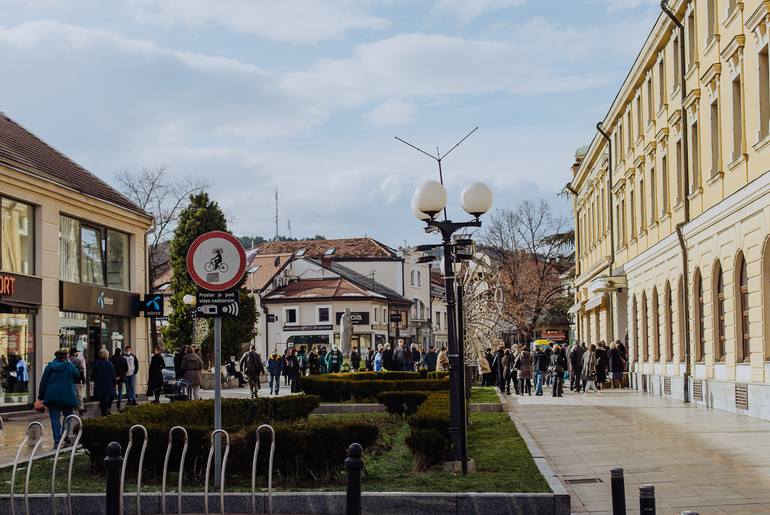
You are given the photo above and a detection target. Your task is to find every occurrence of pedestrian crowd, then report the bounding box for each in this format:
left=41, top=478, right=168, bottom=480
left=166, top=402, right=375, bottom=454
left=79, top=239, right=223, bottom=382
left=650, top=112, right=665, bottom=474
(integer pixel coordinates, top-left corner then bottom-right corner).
left=477, top=339, right=628, bottom=397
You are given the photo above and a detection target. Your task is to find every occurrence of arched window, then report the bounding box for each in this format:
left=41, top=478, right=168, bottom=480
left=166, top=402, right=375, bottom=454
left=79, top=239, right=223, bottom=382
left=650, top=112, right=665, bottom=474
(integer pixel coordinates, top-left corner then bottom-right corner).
left=738, top=255, right=749, bottom=361
left=666, top=281, right=673, bottom=362
left=694, top=268, right=705, bottom=362
left=632, top=294, right=638, bottom=362
left=652, top=286, right=660, bottom=361
left=715, top=262, right=725, bottom=361
left=641, top=291, right=648, bottom=362
left=677, top=275, right=685, bottom=363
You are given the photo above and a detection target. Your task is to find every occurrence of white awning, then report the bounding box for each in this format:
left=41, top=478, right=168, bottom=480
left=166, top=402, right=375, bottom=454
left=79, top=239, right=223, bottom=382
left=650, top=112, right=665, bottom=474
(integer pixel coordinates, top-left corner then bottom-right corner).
left=567, top=303, right=583, bottom=314
left=584, top=293, right=606, bottom=311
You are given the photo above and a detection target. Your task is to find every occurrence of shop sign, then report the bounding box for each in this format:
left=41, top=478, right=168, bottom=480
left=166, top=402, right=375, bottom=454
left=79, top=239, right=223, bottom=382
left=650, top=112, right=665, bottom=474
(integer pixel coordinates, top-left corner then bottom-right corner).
left=335, top=311, right=370, bottom=325
left=0, top=272, right=42, bottom=305
left=371, top=324, right=388, bottom=331
left=267, top=314, right=276, bottom=322
left=389, top=313, right=403, bottom=323
left=140, top=294, right=164, bottom=317
left=283, top=324, right=333, bottom=332
left=60, top=281, right=140, bottom=316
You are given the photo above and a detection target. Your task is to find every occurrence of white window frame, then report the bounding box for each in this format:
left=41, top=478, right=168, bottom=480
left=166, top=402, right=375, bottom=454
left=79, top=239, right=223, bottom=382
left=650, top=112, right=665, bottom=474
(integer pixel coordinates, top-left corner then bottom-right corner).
left=316, top=304, right=332, bottom=324
left=283, top=305, right=299, bottom=325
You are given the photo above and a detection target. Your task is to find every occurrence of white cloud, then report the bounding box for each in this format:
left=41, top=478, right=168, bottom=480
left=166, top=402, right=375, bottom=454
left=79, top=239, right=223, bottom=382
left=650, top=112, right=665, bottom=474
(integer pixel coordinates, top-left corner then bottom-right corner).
left=123, top=0, right=389, bottom=44
left=589, top=0, right=650, bottom=13
left=433, top=0, right=527, bottom=22
left=363, top=99, right=417, bottom=127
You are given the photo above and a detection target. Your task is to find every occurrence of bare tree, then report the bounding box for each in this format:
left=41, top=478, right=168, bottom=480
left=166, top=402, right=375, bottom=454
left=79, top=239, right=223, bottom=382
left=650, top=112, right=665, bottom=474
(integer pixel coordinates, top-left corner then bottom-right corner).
left=482, top=200, right=573, bottom=344
left=115, top=167, right=208, bottom=348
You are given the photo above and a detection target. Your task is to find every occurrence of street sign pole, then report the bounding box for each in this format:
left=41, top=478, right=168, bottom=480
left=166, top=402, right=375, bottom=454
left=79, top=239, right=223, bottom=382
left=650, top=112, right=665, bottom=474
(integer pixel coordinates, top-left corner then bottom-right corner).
left=214, top=316, right=222, bottom=487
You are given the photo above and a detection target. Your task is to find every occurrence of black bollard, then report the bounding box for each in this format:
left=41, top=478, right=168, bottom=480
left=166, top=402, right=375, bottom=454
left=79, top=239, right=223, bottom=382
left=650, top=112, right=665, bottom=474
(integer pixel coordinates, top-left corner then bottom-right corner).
left=639, top=484, right=656, bottom=515
left=345, top=443, right=364, bottom=515
left=610, top=467, right=626, bottom=515
left=104, top=442, right=123, bottom=515
left=680, top=512, right=699, bottom=515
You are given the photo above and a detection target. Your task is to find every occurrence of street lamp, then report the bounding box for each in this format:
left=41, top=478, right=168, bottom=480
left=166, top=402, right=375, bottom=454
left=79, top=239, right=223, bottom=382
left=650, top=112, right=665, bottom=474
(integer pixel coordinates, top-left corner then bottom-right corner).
left=183, top=294, right=197, bottom=347
left=412, top=179, right=493, bottom=475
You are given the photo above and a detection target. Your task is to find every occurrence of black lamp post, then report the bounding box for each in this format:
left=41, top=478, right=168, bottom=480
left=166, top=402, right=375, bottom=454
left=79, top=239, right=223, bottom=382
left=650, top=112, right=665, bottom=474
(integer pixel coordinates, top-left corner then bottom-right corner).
left=412, top=180, right=493, bottom=474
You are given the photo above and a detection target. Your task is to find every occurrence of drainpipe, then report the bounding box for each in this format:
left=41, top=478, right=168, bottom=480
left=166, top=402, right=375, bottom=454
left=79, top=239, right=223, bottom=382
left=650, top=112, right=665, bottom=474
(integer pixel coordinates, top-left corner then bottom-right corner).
left=596, top=122, right=615, bottom=343
left=662, top=0, right=691, bottom=403
left=145, top=217, right=157, bottom=365
left=564, top=182, right=580, bottom=343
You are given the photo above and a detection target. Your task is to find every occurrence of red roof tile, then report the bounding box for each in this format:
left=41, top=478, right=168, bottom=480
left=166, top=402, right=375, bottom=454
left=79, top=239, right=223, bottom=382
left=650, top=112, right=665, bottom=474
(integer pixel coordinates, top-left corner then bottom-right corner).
left=0, top=113, right=150, bottom=218
left=262, top=277, right=373, bottom=301
left=252, top=238, right=396, bottom=260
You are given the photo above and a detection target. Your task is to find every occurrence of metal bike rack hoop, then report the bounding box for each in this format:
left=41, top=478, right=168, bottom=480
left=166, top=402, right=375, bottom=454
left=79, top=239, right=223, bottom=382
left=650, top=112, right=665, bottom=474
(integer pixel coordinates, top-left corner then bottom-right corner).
left=161, top=426, right=188, bottom=515
left=50, top=414, right=82, bottom=515
left=10, top=420, right=43, bottom=515
left=120, top=424, right=148, bottom=515
left=204, top=429, right=230, bottom=515
left=251, top=424, right=276, bottom=515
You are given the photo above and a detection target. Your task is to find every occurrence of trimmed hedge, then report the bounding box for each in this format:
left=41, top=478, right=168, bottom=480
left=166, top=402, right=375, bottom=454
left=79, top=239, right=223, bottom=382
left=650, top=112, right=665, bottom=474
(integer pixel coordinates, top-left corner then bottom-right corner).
left=427, top=371, right=449, bottom=380
left=79, top=395, right=379, bottom=483
left=300, top=375, right=449, bottom=402
left=403, top=391, right=451, bottom=468
left=376, top=391, right=428, bottom=417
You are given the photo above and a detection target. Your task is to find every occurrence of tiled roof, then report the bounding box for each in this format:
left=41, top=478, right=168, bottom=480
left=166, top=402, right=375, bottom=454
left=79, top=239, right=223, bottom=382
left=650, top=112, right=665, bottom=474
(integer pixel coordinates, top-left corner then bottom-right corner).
left=0, top=113, right=150, bottom=217
left=262, top=277, right=373, bottom=301
left=246, top=253, right=293, bottom=292
left=252, top=238, right=396, bottom=260
left=328, top=261, right=411, bottom=305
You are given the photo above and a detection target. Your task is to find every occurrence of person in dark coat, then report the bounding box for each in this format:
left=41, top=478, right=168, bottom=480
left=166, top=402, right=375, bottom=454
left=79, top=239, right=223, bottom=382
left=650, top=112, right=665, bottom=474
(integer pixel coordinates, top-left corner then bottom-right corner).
left=550, top=345, right=567, bottom=397
left=568, top=342, right=586, bottom=392
left=484, top=348, right=497, bottom=388
left=173, top=348, right=184, bottom=380
left=500, top=349, right=513, bottom=395
left=38, top=349, right=80, bottom=446
left=110, top=348, right=128, bottom=409
left=285, top=347, right=301, bottom=393
left=91, top=348, right=117, bottom=416
left=514, top=345, right=532, bottom=395
left=491, top=345, right=506, bottom=392
left=608, top=341, right=626, bottom=389
left=180, top=346, right=203, bottom=400
left=147, top=347, right=166, bottom=403
left=350, top=346, right=361, bottom=372
left=410, top=344, right=421, bottom=372
left=381, top=343, right=395, bottom=371
left=531, top=345, right=549, bottom=396
left=595, top=341, right=609, bottom=389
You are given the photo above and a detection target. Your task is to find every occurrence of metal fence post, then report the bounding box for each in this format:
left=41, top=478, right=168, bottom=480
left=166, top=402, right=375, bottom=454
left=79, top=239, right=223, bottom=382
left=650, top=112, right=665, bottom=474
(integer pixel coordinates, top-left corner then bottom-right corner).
left=104, top=442, right=123, bottom=515
left=639, top=484, right=656, bottom=515
left=610, top=467, right=626, bottom=515
left=345, top=443, right=364, bottom=515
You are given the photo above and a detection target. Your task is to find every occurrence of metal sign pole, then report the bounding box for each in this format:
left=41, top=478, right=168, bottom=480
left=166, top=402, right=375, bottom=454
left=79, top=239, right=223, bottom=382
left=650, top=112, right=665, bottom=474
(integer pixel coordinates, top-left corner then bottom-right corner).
left=214, top=316, right=222, bottom=487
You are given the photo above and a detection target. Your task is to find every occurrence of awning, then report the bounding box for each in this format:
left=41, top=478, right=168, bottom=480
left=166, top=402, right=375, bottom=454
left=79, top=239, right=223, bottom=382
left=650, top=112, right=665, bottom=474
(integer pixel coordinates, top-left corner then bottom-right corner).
left=584, top=293, right=606, bottom=311
left=567, top=303, right=583, bottom=314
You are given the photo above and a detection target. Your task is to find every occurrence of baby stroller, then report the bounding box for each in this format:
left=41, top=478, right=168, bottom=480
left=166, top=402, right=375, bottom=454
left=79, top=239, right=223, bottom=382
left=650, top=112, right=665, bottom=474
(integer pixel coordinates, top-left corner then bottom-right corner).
left=166, top=379, right=192, bottom=402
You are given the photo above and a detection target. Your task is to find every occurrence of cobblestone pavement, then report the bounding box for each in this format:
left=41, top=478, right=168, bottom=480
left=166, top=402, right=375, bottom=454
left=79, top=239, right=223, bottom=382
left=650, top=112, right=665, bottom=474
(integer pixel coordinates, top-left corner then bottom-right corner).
left=506, top=387, right=770, bottom=515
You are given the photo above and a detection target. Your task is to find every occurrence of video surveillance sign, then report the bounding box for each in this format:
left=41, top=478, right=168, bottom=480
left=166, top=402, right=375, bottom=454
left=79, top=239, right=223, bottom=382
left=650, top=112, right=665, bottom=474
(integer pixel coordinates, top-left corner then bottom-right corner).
left=195, top=291, right=240, bottom=318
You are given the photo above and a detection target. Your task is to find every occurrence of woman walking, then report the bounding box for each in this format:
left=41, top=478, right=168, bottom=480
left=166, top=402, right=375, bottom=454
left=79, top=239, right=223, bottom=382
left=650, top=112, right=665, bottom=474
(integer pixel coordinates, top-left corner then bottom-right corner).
left=550, top=345, right=566, bottom=397
left=582, top=344, right=600, bottom=396
left=608, top=341, right=625, bottom=389
left=501, top=348, right=513, bottom=395
left=146, top=347, right=165, bottom=403
left=180, top=345, right=203, bottom=400
left=91, top=348, right=117, bottom=415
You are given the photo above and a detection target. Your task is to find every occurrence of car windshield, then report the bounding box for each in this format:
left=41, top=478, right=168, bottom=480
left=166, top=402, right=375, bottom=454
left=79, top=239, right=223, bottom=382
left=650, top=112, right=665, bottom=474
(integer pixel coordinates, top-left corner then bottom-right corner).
left=163, top=354, right=175, bottom=368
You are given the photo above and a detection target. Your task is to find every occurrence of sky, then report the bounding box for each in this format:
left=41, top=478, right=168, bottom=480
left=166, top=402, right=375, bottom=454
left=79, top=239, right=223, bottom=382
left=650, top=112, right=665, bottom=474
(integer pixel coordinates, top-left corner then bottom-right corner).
left=0, top=0, right=662, bottom=250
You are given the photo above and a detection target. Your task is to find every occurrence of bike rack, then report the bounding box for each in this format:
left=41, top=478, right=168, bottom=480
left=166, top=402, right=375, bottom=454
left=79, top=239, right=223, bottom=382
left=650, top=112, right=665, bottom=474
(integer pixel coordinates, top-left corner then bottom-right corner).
left=10, top=421, right=43, bottom=515
left=50, top=414, right=82, bottom=515
left=204, top=429, right=230, bottom=515
left=251, top=424, right=275, bottom=515
left=161, top=426, right=188, bottom=515
left=120, top=424, right=148, bottom=515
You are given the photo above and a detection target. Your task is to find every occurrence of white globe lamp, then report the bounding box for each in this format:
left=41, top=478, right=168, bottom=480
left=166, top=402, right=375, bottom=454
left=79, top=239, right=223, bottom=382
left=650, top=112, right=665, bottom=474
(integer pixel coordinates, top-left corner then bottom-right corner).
left=413, top=180, right=447, bottom=219
left=460, top=182, right=493, bottom=218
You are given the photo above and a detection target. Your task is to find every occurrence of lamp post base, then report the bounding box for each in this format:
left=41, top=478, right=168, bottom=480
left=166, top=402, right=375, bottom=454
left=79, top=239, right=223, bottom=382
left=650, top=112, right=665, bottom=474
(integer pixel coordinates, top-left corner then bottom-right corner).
left=443, top=459, right=476, bottom=474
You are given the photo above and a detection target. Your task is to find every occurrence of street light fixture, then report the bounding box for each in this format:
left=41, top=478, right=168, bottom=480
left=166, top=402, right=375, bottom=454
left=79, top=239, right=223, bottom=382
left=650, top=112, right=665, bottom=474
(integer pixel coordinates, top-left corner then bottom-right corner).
left=183, top=294, right=197, bottom=346
left=412, top=179, right=493, bottom=475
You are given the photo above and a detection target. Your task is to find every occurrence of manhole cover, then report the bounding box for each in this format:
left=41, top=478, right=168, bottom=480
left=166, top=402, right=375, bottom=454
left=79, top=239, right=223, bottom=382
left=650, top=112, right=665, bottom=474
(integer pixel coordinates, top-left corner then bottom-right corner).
left=564, top=478, right=603, bottom=484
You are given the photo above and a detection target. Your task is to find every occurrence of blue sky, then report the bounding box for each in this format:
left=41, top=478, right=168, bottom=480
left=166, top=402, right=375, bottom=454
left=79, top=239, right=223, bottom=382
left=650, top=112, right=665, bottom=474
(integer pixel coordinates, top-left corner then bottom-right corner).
left=0, top=0, right=660, bottom=249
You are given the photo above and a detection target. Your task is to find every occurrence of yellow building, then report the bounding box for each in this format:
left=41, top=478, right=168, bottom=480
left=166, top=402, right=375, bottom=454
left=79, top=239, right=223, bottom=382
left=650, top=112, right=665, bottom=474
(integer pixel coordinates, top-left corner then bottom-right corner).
left=0, top=113, right=153, bottom=409
left=571, top=0, right=770, bottom=419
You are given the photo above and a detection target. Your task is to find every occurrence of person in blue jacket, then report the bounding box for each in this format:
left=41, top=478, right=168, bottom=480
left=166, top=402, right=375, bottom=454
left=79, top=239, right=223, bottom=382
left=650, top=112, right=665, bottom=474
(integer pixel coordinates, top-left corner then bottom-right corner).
left=38, top=349, right=81, bottom=447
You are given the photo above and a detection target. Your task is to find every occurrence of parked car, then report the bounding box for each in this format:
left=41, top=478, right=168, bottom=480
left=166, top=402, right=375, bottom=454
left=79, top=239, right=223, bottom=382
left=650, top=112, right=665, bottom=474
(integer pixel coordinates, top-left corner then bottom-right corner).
left=162, top=353, right=177, bottom=393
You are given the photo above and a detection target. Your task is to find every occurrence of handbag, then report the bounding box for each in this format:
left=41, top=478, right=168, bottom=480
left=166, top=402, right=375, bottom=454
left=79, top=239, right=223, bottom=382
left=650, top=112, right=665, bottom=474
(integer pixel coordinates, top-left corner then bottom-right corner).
left=33, top=399, right=46, bottom=412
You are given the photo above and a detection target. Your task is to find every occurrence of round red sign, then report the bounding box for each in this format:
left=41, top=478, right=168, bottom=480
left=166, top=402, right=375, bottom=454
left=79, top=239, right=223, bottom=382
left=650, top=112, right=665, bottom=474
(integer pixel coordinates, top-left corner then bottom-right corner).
left=186, top=231, right=246, bottom=291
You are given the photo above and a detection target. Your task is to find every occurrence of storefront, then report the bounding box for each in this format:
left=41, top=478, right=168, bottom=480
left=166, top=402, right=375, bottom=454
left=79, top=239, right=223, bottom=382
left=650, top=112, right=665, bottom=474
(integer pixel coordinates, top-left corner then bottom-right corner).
left=0, top=273, right=41, bottom=406
left=59, top=281, right=139, bottom=394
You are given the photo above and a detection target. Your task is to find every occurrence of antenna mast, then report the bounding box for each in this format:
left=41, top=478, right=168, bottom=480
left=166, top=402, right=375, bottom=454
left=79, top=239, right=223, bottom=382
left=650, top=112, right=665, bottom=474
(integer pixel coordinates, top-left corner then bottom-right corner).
left=274, top=188, right=279, bottom=241
left=288, top=219, right=292, bottom=240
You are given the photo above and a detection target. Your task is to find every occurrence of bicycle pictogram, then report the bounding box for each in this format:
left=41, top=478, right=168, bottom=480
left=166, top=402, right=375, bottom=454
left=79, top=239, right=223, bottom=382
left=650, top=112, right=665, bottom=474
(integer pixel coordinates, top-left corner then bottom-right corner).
left=204, top=249, right=229, bottom=273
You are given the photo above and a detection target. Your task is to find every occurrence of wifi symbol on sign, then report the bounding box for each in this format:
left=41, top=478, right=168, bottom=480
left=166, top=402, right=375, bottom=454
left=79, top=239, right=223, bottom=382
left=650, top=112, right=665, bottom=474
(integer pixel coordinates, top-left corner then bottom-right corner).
left=222, top=302, right=240, bottom=316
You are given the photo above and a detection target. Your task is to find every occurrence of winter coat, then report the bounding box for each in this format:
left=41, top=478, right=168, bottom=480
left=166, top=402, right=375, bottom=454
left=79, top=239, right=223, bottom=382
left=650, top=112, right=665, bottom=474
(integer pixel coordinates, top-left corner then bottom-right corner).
left=350, top=350, right=361, bottom=371
left=478, top=355, right=491, bottom=375
left=595, top=346, right=609, bottom=383
left=423, top=351, right=438, bottom=372
left=550, top=353, right=567, bottom=376
left=147, top=353, right=165, bottom=392
left=501, top=354, right=513, bottom=380
left=484, top=352, right=496, bottom=378
left=180, top=352, right=203, bottom=386
left=374, top=352, right=383, bottom=372
left=325, top=350, right=343, bottom=372
left=531, top=348, right=549, bottom=373
left=569, top=345, right=585, bottom=373
left=381, top=349, right=395, bottom=371
left=514, top=350, right=533, bottom=380
left=69, top=355, right=86, bottom=384
left=581, top=350, right=597, bottom=382
left=267, top=352, right=284, bottom=375
left=394, top=347, right=411, bottom=366
left=437, top=351, right=449, bottom=372
left=38, top=359, right=80, bottom=408
left=285, top=355, right=300, bottom=376
left=411, top=348, right=420, bottom=365
left=110, top=353, right=128, bottom=382
left=90, top=358, right=117, bottom=399
left=608, top=347, right=625, bottom=373
left=173, top=351, right=184, bottom=380
left=309, top=351, right=321, bottom=374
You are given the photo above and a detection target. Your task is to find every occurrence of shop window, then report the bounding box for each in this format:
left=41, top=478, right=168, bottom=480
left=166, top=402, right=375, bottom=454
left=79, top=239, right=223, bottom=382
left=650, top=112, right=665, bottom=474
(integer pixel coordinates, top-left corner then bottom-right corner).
left=715, top=263, right=725, bottom=360
left=107, top=230, right=129, bottom=289
left=737, top=255, right=750, bottom=361
left=652, top=287, right=660, bottom=361
left=317, top=306, right=330, bottom=323
left=695, top=269, right=705, bottom=362
left=59, top=215, right=130, bottom=289
left=666, top=281, right=674, bottom=362
left=1, top=198, right=34, bottom=275
left=641, top=291, right=648, bottom=361
left=284, top=307, right=298, bottom=325
left=0, top=312, right=35, bottom=406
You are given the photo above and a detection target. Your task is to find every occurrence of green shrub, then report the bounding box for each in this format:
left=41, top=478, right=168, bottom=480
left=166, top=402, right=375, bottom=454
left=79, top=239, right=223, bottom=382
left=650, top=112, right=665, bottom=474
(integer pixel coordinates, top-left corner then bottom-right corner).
left=376, top=391, right=429, bottom=417
left=403, top=391, right=451, bottom=468
left=405, top=428, right=450, bottom=469
left=300, top=375, right=449, bottom=402
left=427, top=371, right=449, bottom=380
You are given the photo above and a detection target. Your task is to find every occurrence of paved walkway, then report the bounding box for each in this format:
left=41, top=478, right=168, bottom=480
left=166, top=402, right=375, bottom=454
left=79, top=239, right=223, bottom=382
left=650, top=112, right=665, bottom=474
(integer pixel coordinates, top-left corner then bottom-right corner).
left=0, top=378, right=294, bottom=468
left=507, top=387, right=770, bottom=515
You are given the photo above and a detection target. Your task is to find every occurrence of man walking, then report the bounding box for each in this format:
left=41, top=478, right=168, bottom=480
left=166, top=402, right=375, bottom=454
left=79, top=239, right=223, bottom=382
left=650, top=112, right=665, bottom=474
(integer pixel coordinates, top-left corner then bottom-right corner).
left=110, top=348, right=128, bottom=409
left=531, top=345, right=548, bottom=396
left=350, top=346, right=361, bottom=372
left=267, top=347, right=283, bottom=394
left=38, top=349, right=80, bottom=447
left=394, top=339, right=412, bottom=372
left=325, top=345, right=343, bottom=373
left=423, top=346, right=437, bottom=372
left=123, top=346, right=139, bottom=405
left=69, top=347, right=87, bottom=414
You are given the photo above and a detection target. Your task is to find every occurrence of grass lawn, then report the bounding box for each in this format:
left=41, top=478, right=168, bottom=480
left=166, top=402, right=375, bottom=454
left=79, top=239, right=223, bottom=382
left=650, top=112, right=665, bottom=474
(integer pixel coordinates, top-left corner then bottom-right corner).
left=1, top=410, right=548, bottom=495
left=470, top=386, right=501, bottom=403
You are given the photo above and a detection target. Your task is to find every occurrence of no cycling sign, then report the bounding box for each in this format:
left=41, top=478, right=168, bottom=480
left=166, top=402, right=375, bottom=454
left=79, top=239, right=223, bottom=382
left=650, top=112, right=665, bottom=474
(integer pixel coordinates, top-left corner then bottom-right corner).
left=186, top=231, right=246, bottom=292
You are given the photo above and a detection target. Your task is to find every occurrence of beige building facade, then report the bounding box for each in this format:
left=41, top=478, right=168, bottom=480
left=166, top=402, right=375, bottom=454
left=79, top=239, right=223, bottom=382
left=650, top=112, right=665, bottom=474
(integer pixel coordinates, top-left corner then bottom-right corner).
left=571, top=0, right=770, bottom=420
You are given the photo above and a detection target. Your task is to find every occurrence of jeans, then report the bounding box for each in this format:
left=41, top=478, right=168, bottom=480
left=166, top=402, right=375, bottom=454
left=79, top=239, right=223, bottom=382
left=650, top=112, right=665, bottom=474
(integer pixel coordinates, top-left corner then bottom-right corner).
left=399, top=363, right=411, bottom=372
left=48, top=404, right=74, bottom=443
left=116, top=380, right=125, bottom=406
left=269, top=373, right=280, bottom=394
left=124, top=374, right=136, bottom=402
left=534, top=371, right=545, bottom=395
left=552, top=375, right=564, bottom=397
